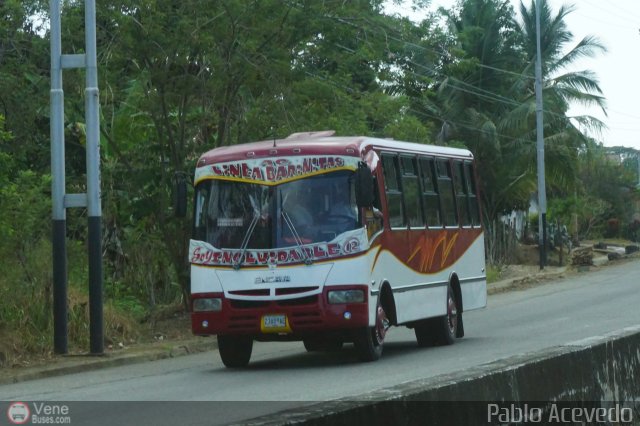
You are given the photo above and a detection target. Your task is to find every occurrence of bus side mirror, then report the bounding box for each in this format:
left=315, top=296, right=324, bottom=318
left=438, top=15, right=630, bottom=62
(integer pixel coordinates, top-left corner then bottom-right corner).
left=355, top=162, right=375, bottom=208
left=174, top=172, right=188, bottom=218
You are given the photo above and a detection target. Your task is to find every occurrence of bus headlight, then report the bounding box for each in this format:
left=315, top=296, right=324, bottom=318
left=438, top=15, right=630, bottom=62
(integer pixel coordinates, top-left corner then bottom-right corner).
left=328, top=290, right=365, bottom=304
left=193, top=298, right=222, bottom=312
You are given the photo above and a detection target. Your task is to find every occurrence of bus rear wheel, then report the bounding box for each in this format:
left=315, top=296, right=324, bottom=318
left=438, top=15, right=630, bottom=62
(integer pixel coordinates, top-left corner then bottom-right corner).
left=217, top=335, right=253, bottom=368
left=439, top=283, right=458, bottom=345
left=415, top=283, right=458, bottom=347
left=354, top=301, right=388, bottom=362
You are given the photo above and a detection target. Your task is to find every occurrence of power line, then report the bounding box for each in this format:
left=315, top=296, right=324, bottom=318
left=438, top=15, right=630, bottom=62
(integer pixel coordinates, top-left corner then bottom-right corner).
left=341, top=3, right=631, bottom=146
left=343, top=18, right=601, bottom=123
left=571, top=11, right=638, bottom=33
left=580, top=0, right=639, bottom=28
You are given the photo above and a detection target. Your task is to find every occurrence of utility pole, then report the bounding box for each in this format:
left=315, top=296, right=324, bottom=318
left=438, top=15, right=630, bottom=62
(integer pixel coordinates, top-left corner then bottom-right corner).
left=50, top=0, right=67, bottom=355
left=50, top=0, right=104, bottom=355
left=535, top=0, right=548, bottom=269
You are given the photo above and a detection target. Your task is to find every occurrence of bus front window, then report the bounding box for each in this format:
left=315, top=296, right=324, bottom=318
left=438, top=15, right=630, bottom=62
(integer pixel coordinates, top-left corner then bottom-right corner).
left=194, top=181, right=273, bottom=250
left=194, top=170, right=360, bottom=250
left=278, top=171, right=359, bottom=245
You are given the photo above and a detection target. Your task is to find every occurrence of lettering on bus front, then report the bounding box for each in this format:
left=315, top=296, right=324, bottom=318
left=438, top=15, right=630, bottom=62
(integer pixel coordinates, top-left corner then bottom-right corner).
left=199, top=156, right=361, bottom=184
left=190, top=230, right=367, bottom=266
left=192, top=244, right=344, bottom=266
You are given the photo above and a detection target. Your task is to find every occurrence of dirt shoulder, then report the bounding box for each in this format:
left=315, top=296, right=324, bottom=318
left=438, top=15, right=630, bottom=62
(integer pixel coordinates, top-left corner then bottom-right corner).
left=488, top=264, right=569, bottom=295
left=488, top=244, right=640, bottom=294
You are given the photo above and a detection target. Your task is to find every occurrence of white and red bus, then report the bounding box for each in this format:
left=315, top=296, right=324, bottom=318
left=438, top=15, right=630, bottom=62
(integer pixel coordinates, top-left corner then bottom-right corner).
left=188, top=131, right=486, bottom=367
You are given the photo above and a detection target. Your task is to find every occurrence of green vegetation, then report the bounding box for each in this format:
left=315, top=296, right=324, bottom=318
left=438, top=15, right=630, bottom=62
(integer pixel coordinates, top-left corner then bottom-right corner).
left=1, top=0, right=638, bottom=363
left=485, top=265, right=502, bottom=284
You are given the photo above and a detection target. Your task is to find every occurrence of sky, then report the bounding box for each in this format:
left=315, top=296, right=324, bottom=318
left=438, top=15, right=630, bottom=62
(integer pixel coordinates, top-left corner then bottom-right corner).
left=386, top=0, right=640, bottom=151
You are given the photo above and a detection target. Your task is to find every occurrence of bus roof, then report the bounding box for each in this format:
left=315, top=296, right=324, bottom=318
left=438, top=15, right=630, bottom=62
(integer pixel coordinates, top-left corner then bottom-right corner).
left=197, top=131, right=473, bottom=167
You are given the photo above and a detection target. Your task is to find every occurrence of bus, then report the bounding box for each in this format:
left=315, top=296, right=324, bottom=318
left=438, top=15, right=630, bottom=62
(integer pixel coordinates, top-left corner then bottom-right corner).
left=186, top=131, right=486, bottom=367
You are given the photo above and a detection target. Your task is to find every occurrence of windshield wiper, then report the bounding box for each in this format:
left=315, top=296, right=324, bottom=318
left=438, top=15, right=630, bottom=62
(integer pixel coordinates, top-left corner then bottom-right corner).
left=281, top=211, right=313, bottom=265
left=233, top=213, right=260, bottom=270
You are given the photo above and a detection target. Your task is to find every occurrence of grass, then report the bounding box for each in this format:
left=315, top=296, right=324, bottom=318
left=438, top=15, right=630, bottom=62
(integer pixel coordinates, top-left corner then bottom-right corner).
left=486, top=264, right=502, bottom=283
left=0, top=238, right=145, bottom=367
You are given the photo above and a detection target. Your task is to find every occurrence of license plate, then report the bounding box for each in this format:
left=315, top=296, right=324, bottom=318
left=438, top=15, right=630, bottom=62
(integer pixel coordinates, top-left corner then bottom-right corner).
left=261, top=314, right=291, bottom=333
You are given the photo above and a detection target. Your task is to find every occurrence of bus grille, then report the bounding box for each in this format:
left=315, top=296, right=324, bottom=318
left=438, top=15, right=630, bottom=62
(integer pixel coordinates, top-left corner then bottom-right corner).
left=277, top=295, right=317, bottom=306
left=229, top=300, right=270, bottom=309
left=228, top=289, right=270, bottom=296
left=275, top=286, right=318, bottom=296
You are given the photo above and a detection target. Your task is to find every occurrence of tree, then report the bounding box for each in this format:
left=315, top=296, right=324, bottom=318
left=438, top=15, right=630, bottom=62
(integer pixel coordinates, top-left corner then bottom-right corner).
left=434, top=0, right=607, bottom=222
left=516, top=0, right=606, bottom=132
left=571, top=142, right=638, bottom=238
left=436, top=0, right=531, bottom=221
left=0, top=0, right=50, bottom=171
left=91, top=0, right=417, bottom=305
left=502, top=0, right=608, bottom=196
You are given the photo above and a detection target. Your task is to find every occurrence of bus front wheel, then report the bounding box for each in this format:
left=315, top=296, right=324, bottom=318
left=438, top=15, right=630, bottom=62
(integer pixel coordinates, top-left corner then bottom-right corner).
left=354, top=300, right=388, bottom=362
left=217, top=335, right=253, bottom=368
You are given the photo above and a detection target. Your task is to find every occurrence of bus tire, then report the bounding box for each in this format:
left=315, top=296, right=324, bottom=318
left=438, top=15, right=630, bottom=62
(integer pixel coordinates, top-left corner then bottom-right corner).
left=217, top=335, right=253, bottom=368
left=435, top=283, right=458, bottom=345
left=415, top=283, right=458, bottom=347
left=353, top=299, right=388, bottom=362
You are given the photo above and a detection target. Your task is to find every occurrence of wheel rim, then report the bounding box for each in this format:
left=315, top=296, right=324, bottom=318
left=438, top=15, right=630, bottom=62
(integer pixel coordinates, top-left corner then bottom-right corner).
left=447, top=292, right=458, bottom=335
left=374, top=304, right=389, bottom=345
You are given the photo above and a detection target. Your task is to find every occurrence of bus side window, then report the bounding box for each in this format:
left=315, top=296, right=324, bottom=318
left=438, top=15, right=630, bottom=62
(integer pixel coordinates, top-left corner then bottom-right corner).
left=419, top=157, right=442, bottom=227
left=372, top=176, right=382, bottom=212
left=465, top=162, right=481, bottom=226
left=436, top=159, right=457, bottom=227
left=453, top=160, right=471, bottom=226
left=400, top=155, right=424, bottom=228
left=365, top=175, right=384, bottom=239
left=193, top=184, right=209, bottom=241
left=381, top=154, right=406, bottom=228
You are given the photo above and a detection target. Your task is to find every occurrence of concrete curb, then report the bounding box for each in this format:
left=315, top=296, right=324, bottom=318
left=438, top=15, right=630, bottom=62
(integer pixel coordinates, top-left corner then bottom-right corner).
left=0, top=338, right=216, bottom=386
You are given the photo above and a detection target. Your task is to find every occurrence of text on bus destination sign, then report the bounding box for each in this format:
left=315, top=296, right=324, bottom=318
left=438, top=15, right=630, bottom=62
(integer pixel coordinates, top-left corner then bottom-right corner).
left=196, top=155, right=360, bottom=184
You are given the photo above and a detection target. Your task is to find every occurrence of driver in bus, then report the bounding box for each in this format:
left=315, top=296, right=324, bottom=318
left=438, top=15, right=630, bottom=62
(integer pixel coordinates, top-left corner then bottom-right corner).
left=324, top=183, right=358, bottom=234
left=282, top=185, right=315, bottom=243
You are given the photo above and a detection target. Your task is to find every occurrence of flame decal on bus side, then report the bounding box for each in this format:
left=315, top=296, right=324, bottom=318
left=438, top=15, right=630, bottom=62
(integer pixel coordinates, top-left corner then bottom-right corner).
left=407, top=231, right=459, bottom=272
left=371, top=228, right=481, bottom=275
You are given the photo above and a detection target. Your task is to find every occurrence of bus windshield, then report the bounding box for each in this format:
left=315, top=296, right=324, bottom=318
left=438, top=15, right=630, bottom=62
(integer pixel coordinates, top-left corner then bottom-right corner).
left=193, top=170, right=359, bottom=250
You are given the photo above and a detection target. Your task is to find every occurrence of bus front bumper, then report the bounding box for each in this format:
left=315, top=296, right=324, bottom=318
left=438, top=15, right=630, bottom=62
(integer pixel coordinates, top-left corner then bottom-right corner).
left=191, top=285, right=369, bottom=338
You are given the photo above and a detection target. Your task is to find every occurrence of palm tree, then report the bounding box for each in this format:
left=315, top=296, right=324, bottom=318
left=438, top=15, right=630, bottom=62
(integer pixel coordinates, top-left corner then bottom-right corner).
left=437, top=0, right=523, bottom=148
left=516, top=0, right=607, bottom=127
left=432, top=0, right=607, bottom=264
left=500, top=0, right=608, bottom=195
left=436, top=0, right=533, bottom=223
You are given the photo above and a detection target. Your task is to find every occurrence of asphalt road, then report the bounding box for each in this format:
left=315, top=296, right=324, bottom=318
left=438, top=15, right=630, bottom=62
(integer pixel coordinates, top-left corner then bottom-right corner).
left=2, top=260, right=639, bottom=425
